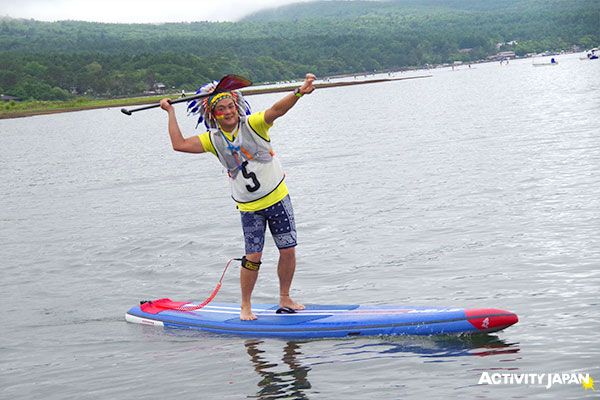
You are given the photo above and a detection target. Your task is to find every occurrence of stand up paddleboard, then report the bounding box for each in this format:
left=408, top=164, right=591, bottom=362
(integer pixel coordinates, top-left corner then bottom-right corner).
left=125, top=299, right=518, bottom=338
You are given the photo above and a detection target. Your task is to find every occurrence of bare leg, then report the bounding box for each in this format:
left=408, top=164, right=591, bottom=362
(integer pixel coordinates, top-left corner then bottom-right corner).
left=278, top=247, right=304, bottom=310
left=240, top=252, right=261, bottom=320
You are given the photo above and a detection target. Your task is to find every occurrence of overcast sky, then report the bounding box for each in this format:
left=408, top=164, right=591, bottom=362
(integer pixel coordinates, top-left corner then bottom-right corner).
left=0, top=0, right=319, bottom=23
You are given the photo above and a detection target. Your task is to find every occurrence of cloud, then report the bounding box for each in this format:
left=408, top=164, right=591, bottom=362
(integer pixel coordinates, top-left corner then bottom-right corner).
left=0, top=0, right=316, bottom=23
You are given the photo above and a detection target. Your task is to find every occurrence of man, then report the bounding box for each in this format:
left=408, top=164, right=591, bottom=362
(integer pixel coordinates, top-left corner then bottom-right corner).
left=160, top=73, right=316, bottom=320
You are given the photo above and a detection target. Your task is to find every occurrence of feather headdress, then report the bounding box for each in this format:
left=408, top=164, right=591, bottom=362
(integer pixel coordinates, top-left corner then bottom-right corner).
left=186, top=80, right=251, bottom=130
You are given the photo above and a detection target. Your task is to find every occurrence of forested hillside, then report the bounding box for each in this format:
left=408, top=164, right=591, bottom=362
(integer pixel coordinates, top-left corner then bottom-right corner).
left=0, top=0, right=597, bottom=100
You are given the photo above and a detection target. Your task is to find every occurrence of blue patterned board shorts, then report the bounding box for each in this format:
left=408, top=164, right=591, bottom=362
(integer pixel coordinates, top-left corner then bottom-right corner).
left=240, top=195, right=297, bottom=254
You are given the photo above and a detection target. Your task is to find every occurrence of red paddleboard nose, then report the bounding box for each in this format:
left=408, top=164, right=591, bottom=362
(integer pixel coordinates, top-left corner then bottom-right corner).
left=465, top=308, right=519, bottom=332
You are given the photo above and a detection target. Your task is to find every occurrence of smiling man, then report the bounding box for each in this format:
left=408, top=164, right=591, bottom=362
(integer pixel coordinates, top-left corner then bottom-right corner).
left=160, top=73, right=316, bottom=320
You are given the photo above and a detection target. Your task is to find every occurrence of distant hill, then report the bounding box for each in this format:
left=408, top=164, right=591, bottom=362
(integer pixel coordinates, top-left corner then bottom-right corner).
left=0, top=0, right=598, bottom=100
left=242, top=0, right=529, bottom=21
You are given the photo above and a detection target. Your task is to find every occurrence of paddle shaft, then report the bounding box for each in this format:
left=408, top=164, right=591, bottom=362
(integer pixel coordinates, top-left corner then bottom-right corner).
left=121, top=74, right=252, bottom=116
left=120, top=92, right=209, bottom=115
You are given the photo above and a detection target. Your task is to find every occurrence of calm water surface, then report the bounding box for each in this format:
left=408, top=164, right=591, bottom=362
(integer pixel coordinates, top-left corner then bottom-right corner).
left=1, top=53, right=599, bottom=399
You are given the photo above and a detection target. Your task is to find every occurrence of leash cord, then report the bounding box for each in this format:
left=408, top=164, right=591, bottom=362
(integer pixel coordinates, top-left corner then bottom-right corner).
left=172, top=258, right=240, bottom=312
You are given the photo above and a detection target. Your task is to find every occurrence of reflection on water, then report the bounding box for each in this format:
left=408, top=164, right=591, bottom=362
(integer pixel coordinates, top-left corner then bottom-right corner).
left=245, top=340, right=312, bottom=400
left=244, top=334, right=519, bottom=399
left=328, top=335, right=520, bottom=361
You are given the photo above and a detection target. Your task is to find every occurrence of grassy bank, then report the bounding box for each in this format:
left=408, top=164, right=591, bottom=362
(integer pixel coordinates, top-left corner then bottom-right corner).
left=0, top=95, right=171, bottom=119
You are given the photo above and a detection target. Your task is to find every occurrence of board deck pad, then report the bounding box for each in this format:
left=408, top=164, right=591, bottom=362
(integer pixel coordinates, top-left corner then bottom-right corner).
left=126, top=299, right=518, bottom=338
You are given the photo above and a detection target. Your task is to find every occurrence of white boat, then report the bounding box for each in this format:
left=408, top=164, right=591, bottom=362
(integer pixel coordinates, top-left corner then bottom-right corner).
left=587, top=48, right=598, bottom=60
left=580, top=48, right=598, bottom=60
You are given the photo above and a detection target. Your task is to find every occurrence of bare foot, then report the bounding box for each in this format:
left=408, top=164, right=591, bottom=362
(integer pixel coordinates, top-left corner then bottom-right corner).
left=280, top=295, right=305, bottom=311
left=240, top=305, right=257, bottom=321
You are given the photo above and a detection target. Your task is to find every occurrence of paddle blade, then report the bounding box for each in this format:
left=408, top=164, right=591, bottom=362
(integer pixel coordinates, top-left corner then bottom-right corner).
left=214, top=74, right=252, bottom=93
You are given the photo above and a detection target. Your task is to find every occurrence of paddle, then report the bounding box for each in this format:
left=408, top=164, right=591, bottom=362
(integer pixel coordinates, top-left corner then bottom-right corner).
left=120, top=74, right=252, bottom=115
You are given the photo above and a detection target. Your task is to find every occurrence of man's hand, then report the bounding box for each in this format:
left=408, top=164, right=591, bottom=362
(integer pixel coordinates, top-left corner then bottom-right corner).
left=160, top=98, right=174, bottom=112
left=299, top=73, right=316, bottom=95
left=264, top=73, right=317, bottom=125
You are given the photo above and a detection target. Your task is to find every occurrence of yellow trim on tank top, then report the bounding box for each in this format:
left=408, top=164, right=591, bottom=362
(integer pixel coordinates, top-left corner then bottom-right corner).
left=236, top=180, right=289, bottom=212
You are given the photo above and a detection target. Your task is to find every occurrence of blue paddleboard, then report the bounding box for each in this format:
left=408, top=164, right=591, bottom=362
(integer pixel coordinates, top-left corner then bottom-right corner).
left=125, top=299, right=518, bottom=338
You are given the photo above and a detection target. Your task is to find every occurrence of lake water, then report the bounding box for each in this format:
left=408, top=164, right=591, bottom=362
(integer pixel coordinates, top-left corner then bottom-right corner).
left=1, top=52, right=599, bottom=399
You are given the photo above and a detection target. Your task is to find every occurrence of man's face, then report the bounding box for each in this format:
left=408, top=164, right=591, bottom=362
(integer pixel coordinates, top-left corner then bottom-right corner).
left=213, top=98, right=239, bottom=127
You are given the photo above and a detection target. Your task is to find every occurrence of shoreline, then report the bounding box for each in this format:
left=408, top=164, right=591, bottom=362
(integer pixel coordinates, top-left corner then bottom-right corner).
left=0, top=75, right=431, bottom=120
